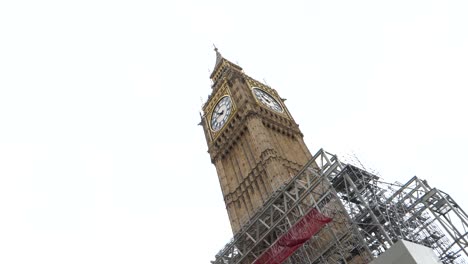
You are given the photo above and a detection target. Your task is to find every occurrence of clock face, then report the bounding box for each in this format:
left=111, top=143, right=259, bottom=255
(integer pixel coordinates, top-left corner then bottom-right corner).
left=210, top=96, right=233, bottom=131
left=252, top=87, right=283, bottom=113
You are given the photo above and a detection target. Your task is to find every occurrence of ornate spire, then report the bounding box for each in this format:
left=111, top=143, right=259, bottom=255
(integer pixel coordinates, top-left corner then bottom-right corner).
left=209, top=46, right=243, bottom=81
left=213, top=44, right=223, bottom=70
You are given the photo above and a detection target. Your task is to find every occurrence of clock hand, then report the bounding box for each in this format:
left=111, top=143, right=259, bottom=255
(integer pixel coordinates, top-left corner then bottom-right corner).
left=217, top=111, right=225, bottom=120
left=264, top=95, right=272, bottom=103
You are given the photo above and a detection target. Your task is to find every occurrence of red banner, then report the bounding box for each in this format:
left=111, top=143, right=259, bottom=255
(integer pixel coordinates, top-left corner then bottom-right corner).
left=253, top=209, right=332, bottom=264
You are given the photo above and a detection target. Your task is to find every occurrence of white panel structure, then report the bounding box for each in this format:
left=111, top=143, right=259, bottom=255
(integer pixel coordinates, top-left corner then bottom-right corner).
left=370, top=240, right=442, bottom=264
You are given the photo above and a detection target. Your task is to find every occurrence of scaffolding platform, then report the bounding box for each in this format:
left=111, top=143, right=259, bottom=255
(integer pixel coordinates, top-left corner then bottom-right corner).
left=211, top=149, right=468, bottom=264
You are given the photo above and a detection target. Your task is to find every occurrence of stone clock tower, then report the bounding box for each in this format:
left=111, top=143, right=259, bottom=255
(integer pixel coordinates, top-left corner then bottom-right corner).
left=201, top=49, right=314, bottom=234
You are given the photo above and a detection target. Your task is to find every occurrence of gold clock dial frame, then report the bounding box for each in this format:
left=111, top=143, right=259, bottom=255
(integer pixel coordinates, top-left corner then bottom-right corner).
left=251, top=87, right=284, bottom=113
left=209, top=95, right=233, bottom=132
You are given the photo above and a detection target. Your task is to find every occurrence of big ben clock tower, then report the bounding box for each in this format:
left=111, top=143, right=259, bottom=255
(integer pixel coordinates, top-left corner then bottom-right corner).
left=201, top=49, right=468, bottom=264
left=201, top=49, right=313, bottom=233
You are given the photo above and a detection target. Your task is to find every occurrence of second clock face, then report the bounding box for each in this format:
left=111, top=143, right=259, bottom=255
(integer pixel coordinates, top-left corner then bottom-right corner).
left=252, top=87, right=283, bottom=113
left=210, top=96, right=232, bottom=131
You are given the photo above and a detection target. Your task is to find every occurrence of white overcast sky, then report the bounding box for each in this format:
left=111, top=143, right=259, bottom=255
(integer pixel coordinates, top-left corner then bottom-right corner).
left=1, top=1, right=467, bottom=263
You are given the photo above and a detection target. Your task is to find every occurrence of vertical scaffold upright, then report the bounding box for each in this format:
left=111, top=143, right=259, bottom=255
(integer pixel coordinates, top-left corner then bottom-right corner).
left=211, top=149, right=468, bottom=264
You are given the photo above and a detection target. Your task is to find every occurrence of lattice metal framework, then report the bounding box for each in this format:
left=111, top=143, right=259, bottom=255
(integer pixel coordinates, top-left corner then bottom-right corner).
left=211, top=149, right=468, bottom=264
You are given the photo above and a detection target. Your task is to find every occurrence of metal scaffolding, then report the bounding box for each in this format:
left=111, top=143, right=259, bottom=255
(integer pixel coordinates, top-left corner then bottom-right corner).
left=211, top=149, right=468, bottom=264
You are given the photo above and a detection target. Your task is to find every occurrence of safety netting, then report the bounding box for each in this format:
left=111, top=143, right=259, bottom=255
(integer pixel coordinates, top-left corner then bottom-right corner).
left=253, top=208, right=333, bottom=264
